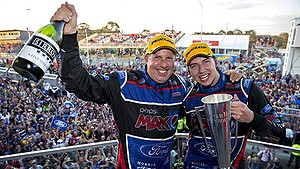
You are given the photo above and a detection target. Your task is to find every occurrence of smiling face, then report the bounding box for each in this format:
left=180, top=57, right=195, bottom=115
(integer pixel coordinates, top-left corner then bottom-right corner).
left=145, top=49, right=175, bottom=83
left=188, top=56, right=220, bottom=86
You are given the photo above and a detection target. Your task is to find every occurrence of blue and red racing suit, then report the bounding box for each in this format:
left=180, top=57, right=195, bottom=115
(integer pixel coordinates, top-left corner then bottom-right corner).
left=184, top=72, right=285, bottom=169
left=60, top=33, right=193, bottom=169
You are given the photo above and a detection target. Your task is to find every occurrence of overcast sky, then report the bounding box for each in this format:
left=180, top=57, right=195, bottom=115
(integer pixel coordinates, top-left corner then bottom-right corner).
left=1, top=0, right=300, bottom=35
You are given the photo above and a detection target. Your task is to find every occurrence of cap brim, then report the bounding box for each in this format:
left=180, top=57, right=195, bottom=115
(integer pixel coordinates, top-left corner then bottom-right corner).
left=150, top=46, right=178, bottom=55
left=187, top=53, right=213, bottom=65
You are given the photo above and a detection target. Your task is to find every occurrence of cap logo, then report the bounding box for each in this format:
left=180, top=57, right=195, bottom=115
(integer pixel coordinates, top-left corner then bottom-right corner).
left=146, top=34, right=177, bottom=54
left=151, top=37, right=174, bottom=45
left=186, top=45, right=207, bottom=58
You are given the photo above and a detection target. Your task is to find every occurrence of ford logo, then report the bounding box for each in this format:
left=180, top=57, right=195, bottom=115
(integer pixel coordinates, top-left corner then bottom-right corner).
left=195, top=143, right=217, bottom=157
left=54, top=120, right=68, bottom=127
left=140, top=144, right=169, bottom=158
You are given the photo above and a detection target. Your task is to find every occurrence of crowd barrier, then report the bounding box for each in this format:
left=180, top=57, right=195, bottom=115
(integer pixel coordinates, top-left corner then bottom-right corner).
left=0, top=67, right=60, bottom=86
left=0, top=134, right=300, bottom=162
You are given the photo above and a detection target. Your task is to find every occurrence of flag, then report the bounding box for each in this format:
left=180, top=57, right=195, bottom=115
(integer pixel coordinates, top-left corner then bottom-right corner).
left=292, top=96, right=300, bottom=106
left=63, top=100, right=73, bottom=109
left=26, top=27, right=31, bottom=39
left=51, top=115, right=68, bottom=131
left=41, top=82, right=51, bottom=95
left=70, top=111, right=78, bottom=118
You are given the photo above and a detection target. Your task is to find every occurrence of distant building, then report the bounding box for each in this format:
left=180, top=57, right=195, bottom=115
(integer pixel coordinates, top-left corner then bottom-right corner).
left=176, top=34, right=250, bottom=56
left=283, top=17, right=300, bottom=76
left=0, top=29, right=31, bottom=45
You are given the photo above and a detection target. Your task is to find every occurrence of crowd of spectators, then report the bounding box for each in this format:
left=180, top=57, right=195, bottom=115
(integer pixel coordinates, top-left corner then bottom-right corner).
left=255, top=36, right=276, bottom=48
left=0, top=77, right=118, bottom=168
left=0, top=43, right=23, bottom=54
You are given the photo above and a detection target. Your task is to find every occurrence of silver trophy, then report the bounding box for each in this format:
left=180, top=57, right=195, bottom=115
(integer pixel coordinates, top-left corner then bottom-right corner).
left=195, top=94, right=238, bottom=169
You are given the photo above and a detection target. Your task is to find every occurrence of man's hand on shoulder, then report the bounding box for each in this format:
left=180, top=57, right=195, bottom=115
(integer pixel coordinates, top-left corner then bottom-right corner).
left=224, top=69, right=245, bottom=82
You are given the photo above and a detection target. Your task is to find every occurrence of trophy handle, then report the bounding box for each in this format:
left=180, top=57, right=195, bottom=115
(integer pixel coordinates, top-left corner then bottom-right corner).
left=195, top=106, right=209, bottom=148
left=231, top=120, right=238, bottom=153
left=195, top=105, right=239, bottom=153
left=230, top=98, right=240, bottom=153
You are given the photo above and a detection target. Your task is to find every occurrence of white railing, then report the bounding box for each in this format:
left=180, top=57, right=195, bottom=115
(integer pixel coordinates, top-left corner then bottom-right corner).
left=0, top=140, right=117, bottom=162
left=0, top=67, right=59, bottom=86
left=0, top=134, right=300, bottom=162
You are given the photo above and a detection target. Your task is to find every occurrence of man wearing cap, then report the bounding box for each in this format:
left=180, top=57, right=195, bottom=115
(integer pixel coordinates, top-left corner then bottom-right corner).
left=62, top=157, right=79, bottom=169
left=50, top=3, right=194, bottom=169
left=183, top=42, right=286, bottom=169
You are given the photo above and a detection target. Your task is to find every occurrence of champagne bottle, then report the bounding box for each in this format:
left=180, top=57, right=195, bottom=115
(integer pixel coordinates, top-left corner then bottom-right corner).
left=12, top=21, right=65, bottom=82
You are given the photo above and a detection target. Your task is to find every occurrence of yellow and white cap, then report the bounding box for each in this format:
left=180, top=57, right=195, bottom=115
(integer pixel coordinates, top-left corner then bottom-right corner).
left=145, top=34, right=178, bottom=55
left=183, top=42, right=214, bottom=65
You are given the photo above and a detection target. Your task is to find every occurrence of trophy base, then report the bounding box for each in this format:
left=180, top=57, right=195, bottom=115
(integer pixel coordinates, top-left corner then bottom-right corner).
left=219, top=165, right=235, bottom=169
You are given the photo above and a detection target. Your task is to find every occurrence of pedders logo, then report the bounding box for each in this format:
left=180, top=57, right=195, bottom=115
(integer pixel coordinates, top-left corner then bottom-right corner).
left=135, top=114, right=178, bottom=131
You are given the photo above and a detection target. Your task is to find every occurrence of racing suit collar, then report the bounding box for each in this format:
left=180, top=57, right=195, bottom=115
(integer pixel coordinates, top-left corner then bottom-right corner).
left=199, top=71, right=226, bottom=94
left=142, top=66, right=169, bottom=89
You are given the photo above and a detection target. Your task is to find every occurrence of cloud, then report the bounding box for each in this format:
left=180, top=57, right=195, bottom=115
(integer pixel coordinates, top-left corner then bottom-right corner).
left=238, top=14, right=295, bottom=35
left=215, top=1, right=260, bottom=10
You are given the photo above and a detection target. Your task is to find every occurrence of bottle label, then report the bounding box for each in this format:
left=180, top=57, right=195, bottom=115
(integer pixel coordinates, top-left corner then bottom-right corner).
left=17, top=32, right=60, bottom=73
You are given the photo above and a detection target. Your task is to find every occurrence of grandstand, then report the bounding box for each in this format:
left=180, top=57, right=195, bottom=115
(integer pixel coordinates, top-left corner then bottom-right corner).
left=78, top=30, right=183, bottom=49
left=0, top=30, right=30, bottom=45
left=0, top=30, right=31, bottom=55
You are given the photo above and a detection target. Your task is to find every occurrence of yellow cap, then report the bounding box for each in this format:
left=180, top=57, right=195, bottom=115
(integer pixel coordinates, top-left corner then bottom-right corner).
left=145, top=34, right=178, bottom=55
left=183, top=42, right=214, bottom=65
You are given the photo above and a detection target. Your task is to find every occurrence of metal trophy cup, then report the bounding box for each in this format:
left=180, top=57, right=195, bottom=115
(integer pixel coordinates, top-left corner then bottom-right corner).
left=195, top=94, right=238, bottom=169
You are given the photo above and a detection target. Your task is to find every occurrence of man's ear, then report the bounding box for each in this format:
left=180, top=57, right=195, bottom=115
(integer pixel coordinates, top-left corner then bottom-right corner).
left=214, top=57, right=218, bottom=67
left=144, top=54, right=149, bottom=63
left=187, top=66, right=191, bottom=74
